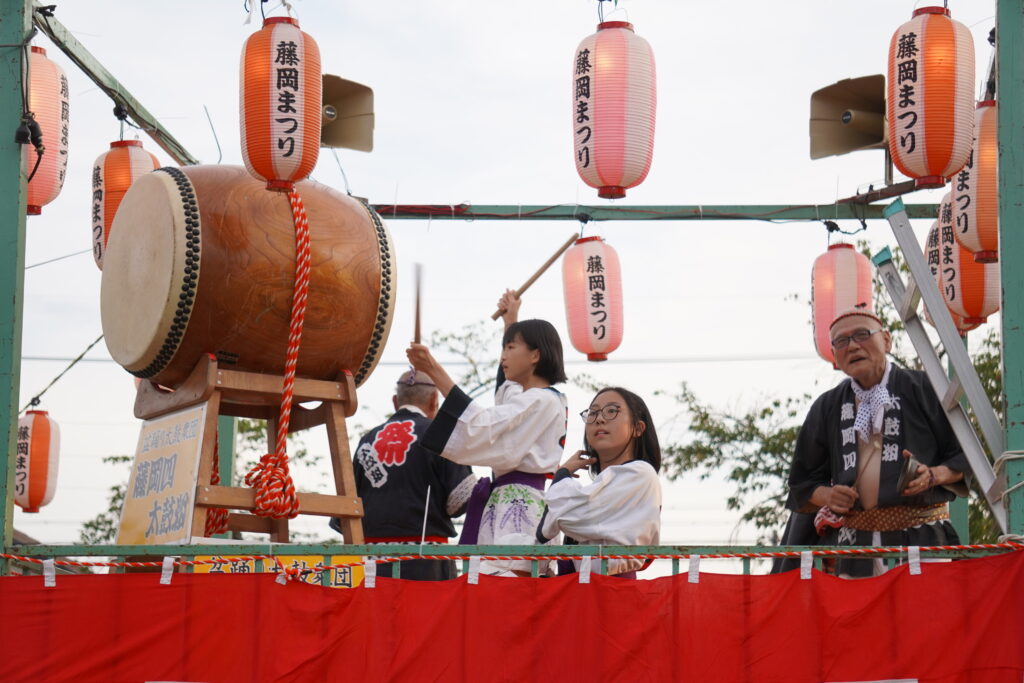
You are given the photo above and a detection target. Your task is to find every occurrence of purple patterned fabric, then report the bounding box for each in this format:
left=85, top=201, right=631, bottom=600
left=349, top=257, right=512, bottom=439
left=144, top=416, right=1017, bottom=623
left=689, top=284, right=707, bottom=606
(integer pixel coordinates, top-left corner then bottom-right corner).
left=458, top=471, right=547, bottom=544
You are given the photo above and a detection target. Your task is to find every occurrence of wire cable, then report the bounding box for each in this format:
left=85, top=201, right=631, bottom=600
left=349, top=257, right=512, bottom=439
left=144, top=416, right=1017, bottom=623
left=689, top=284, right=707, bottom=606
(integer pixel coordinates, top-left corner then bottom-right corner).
left=20, top=334, right=104, bottom=413
left=25, top=248, right=91, bottom=269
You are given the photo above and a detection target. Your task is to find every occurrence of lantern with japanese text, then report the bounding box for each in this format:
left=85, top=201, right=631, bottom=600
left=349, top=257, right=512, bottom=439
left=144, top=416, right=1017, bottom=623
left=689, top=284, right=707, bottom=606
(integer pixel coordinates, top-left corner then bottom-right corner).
left=811, top=243, right=873, bottom=366
left=572, top=21, right=656, bottom=199
left=25, top=46, right=69, bottom=215
left=91, top=140, right=160, bottom=269
left=954, top=100, right=998, bottom=263
left=240, top=16, right=322, bottom=190
left=14, top=410, right=60, bottom=513
left=923, top=220, right=980, bottom=334
left=886, top=7, right=974, bottom=181
left=563, top=236, right=623, bottom=361
left=937, top=193, right=999, bottom=325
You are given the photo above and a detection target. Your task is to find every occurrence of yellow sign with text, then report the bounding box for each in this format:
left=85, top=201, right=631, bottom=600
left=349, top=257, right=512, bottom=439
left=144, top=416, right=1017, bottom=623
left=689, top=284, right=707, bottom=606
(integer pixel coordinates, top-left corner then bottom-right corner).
left=117, top=404, right=206, bottom=544
left=192, top=555, right=366, bottom=588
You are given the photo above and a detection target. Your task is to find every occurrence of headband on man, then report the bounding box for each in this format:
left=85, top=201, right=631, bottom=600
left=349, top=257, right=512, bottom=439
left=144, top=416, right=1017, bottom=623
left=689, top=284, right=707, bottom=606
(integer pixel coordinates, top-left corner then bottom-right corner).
left=830, top=306, right=883, bottom=331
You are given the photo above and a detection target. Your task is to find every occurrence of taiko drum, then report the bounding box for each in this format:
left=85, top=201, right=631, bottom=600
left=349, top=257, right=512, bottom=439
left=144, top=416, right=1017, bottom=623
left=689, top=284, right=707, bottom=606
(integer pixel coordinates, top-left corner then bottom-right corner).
left=100, top=165, right=394, bottom=390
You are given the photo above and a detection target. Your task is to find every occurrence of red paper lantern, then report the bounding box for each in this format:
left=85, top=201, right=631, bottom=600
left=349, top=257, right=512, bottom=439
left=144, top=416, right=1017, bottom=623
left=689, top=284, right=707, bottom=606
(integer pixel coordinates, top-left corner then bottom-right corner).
left=937, top=193, right=998, bottom=324
left=572, top=21, right=656, bottom=199
left=25, top=46, right=69, bottom=215
left=14, top=410, right=60, bottom=513
left=91, top=140, right=160, bottom=269
left=953, top=100, right=998, bottom=263
left=923, top=220, right=980, bottom=333
left=240, top=17, right=322, bottom=190
left=886, top=7, right=974, bottom=182
left=811, top=243, right=873, bottom=366
left=562, top=236, right=623, bottom=361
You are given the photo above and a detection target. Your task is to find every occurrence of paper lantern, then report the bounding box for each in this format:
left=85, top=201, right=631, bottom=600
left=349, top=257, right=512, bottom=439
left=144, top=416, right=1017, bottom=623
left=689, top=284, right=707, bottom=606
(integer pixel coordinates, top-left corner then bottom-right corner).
left=572, top=21, right=656, bottom=199
left=886, top=7, right=974, bottom=181
left=811, top=243, right=873, bottom=366
left=953, top=100, right=998, bottom=263
left=91, top=140, right=160, bottom=269
left=936, top=193, right=999, bottom=324
left=240, top=16, right=322, bottom=190
left=14, top=410, right=60, bottom=513
left=923, top=220, right=980, bottom=333
left=25, top=46, right=70, bottom=215
left=562, top=236, right=623, bottom=361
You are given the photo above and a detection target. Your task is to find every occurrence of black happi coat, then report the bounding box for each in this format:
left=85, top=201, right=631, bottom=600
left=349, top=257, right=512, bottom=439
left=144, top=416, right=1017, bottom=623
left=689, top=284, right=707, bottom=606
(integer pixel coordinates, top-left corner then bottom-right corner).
left=785, top=365, right=969, bottom=575
left=351, top=408, right=473, bottom=539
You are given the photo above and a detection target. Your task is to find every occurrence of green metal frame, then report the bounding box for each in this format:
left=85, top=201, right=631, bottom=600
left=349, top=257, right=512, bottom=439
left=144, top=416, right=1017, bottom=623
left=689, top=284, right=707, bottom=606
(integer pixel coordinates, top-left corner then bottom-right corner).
left=0, top=0, right=33, bottom=572
left=369, top=203, right=939, bottom=222
left=997, top=0, right=1024, bottom=535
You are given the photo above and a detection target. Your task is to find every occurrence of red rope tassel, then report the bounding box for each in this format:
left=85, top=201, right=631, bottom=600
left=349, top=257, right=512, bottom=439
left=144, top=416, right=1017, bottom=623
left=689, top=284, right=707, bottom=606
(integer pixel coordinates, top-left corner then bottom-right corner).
left=204, top=440, right=230, bottom=536
left=243, top=188, right=311, bottom=520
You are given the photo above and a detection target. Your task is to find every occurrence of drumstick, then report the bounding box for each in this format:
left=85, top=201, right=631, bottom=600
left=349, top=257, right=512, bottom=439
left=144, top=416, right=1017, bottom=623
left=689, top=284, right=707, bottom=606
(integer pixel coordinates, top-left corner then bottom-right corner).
left=413, top=262, right=423, bottom=344
left=490, top=232, right=579, bottom=321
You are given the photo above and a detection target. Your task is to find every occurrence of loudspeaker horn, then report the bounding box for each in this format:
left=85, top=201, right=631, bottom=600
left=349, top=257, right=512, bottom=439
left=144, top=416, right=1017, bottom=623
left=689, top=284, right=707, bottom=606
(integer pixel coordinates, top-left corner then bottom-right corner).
left=321, top=74, right=374, bottom=152
left=809, top=75, right=887, bottom=160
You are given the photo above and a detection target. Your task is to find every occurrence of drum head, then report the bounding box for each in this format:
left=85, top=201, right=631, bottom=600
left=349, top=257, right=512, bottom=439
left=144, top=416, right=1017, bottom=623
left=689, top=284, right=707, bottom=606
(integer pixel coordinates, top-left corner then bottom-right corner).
left=101, top=168, right=195, bottom=376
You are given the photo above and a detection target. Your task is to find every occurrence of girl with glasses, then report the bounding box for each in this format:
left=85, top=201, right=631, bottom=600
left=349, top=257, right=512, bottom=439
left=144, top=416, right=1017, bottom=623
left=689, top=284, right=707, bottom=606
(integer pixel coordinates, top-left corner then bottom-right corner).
left=407, top=290, right=568, bottom=576
left=538, top=387, right=662, bottom=578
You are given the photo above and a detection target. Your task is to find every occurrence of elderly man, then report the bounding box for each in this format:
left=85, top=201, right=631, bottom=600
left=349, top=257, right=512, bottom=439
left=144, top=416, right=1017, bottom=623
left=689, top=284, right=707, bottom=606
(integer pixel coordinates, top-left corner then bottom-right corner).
left=786, top=307, right=969, bottom=576
left=332, top=370, right=477, bottom=580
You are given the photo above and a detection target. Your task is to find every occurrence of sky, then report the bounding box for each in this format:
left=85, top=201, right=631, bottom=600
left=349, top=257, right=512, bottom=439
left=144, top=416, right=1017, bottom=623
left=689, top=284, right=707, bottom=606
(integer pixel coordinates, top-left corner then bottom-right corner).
left=10, top=1, right=1000, bottom=571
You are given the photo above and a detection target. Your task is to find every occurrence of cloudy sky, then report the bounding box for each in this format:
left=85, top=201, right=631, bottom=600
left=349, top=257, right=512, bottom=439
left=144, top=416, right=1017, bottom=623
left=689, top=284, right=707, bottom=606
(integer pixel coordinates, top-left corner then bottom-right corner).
left=11, top=1, right=999, bottom=567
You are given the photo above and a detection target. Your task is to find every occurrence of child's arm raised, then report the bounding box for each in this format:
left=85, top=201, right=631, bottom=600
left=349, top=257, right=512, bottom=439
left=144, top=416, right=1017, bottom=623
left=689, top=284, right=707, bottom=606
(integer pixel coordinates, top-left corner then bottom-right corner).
left=406, top=342, right=456, bottom=397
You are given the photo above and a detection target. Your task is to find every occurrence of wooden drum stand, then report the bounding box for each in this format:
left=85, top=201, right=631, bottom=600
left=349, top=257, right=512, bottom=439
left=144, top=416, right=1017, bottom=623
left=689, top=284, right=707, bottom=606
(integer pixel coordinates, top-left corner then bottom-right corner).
left=133, top=355, right=364, bottom=543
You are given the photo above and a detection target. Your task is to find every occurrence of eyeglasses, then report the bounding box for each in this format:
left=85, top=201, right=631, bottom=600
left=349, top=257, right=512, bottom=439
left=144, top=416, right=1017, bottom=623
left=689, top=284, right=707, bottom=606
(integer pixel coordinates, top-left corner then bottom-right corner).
left=831, top=328, right=883, bottom=349
left=580, top=405, right=622, bottom=423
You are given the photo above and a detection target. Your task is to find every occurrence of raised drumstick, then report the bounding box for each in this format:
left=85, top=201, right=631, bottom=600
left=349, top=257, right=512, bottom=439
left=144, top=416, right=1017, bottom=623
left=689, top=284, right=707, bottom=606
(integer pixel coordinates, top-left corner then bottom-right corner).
left=414, top=262, right=423, bottom=344
left=490, top=232, right=579, bottom=320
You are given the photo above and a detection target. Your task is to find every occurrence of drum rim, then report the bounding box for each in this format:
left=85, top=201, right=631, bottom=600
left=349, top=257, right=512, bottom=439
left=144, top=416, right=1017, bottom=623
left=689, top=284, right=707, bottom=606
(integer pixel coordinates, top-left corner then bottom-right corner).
left=127, top=167, right=200, bottom=379
left=352, top=200, right=395, bottom=387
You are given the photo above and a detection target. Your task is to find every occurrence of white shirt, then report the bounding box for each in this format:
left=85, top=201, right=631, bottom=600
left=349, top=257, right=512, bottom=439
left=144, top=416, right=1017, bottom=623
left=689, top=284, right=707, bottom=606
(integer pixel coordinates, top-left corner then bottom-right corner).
left=541, top=460, right=662, bottom=574
left=442, top=380, right=567, bottom=476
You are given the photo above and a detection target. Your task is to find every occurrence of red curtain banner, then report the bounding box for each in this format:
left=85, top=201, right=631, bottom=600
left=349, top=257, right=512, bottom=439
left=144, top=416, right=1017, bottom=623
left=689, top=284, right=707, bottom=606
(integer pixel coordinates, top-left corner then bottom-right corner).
left=2, top=551, right=1023, bottom=682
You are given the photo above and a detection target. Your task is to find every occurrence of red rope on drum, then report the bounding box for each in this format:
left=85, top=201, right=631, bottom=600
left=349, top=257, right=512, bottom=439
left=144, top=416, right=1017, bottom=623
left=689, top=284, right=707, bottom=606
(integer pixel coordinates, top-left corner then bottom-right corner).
left=204, top=440, right=230, bottom=536
left=243, top=188, right=311, bottom=520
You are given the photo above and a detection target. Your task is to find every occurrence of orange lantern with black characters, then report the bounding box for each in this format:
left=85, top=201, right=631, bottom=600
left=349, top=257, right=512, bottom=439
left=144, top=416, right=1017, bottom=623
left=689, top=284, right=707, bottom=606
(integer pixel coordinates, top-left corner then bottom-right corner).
left=886, top=7, right=974, bottom=182
left=240, top=16, right=322, bottom=190
left=14, top=410, right=60, bottom=513
left=91, top=140, right=160, bottom=269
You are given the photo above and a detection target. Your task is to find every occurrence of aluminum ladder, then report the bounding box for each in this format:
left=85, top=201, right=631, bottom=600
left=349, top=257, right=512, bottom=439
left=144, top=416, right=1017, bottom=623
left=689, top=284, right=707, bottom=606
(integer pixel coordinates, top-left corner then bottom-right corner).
left=872, top=198, right=1007, bottom=533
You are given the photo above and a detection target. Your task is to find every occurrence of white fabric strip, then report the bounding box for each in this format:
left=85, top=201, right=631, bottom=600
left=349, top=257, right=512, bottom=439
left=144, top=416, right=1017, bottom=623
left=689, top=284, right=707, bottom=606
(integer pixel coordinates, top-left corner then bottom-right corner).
left=160, top=556, right=175, bottom=585
left=908, top=546, right=922, bottom=575
left=578, top=556, right=592, bottom=583
left=687, top=555, right=700, bottom=584
left=467, top=556, right=481, bottom=585
left=363, top=560, right=377, bottom=588
left=43, top=559, right=56, bottom=587
left=800, top=551, right=813, bottom=580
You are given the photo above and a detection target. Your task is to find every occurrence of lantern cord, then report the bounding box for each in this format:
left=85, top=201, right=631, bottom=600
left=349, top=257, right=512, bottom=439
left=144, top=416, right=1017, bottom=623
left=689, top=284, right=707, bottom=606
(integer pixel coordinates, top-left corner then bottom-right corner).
left=330, top=149, right=352, bottom=195
left=203, top=105, right=223, bottom=165
left=19, top=334, right=104, bottom=414
left=822, top=219, right=866, bottom=238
